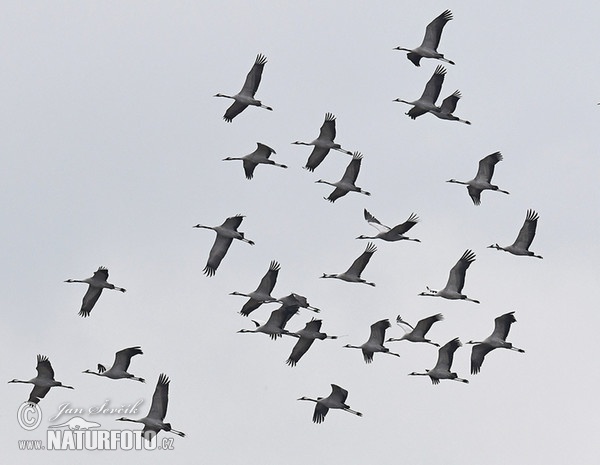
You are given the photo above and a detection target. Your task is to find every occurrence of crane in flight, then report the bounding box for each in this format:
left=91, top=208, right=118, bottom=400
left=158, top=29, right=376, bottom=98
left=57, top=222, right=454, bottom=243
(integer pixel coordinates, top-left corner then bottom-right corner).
left=214, top=54, right=272, bottom=122
left=83, top=347, right=145, bottom=382
left=408, top=338, right=469, bottom=384
left=292, top=113, right=353, bottom=172
left=232, top=260, right=281, bottom=317
left=357, top=209, right=420, bottom=242
left=446, top=152, right=509, bottom=205
left=65, top=266, right=126, bottom=318
left=193, top=215, right=254, bottom=277
left=117, top=374, right=185, bottom=440
left=321, top=242, right=377, bottom=286
left=488, top=209, right=543, bottom=258
left=298, top=384, right=362, bottom=423
left=223, top=143, right=287, bottom=180
left=9, top=355, right=74, bottom=404
left=394, top=10, right=455, bottom=67
left=286, top=319, right=337, bottom=366
left=467, top=312, right=525, bottom=374
left=387, top=314, right=444, bottom=346
left=419, top=250, right=480, bottom=303
left=343, top=319, right=401, bottom=363
left=394, top=65, right=446, bottom=120
left=315, top=152, right=371, bottom=202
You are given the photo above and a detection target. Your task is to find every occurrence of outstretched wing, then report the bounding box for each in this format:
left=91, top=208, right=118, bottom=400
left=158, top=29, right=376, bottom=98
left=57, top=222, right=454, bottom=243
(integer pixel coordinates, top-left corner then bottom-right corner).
left=445, top=249, right=475, bottom=293
left=148, top=374, right=170, bottom=421
left=286, top=337, right=316, bottom=367
left=421, top=10, right=453, bottom=51
left=204, top=235, right=234, bottom=277
left=512, top=209, right=539, bottom=250
left=434, top=337, right=461, bottom=371
left=113, top=347, right=143, bottom=372
left=28, top=385, right=51, bottom=404
left=439, top=90, right=461, bottom=114
left=221, top=215, right=244, bottom=231
left=475, top=152, right=502, bottom=184
left=367, top=319, right=391, bottom=345
left=363, top=209, right=390, bottom=233
left=36, top=355, right=55, bottom=380
left=470, top=343, right=494, bottom=375
left=413, top=313, right=443, bottom=337
left=389, top=213, right=419, bottom=235
left=223, top=100, right=248, bottom=123
left=346, top=242, right=376, bottom=278
left=79, top=286, right=103, bottom=317
left=240, top=54, right=267, bottom=97
left=492, top=312, right=517, bottom=341
left=419, top=65, right=446, bottom=104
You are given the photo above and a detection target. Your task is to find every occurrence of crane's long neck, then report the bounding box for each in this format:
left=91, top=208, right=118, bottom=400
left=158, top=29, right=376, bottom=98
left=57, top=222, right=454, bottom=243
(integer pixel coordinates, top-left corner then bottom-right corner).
left=214, top=93, right=234, bottom=100
left=58, top=383, right=74, bottom=389
left=116, top=417, right=140, bottom=424
left=419, top=287, right=439, bottom=297
left=8, top=379, right=31, bottom=384
left=394, top=46, right=411, bottom=52
left=356, top=235, right=376, bottom=240
left=343, top=344, right=362, bottom=350
left=315, top=179, right=335, bottom=187
left=83, top=370, right=104, bottom=377
left=230, top=291, right=250, bottom=297
left=223, top=157, right=244, bottom=161
left=292, top=141, right=310, bottom=146
left=64, top=279, right=85, bottom=284
left=446, top=179, right=469, bottom=186
left=408, top=371, right=429, bottom=377
left=297, top=396, right=319, bottom=403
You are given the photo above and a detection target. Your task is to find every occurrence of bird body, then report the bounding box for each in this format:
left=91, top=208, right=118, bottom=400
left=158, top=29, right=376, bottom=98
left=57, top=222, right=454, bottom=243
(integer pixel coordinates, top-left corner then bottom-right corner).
left=321, top=242, right=377, bottom=286
left=298, top=384, right=362, bottom=423
left=286, top=319, right=337, bottom=366
left=447, top=152, right=509, bottom=205
left=419, top=250, right=479, bottom=303
left=394, top=10, right=454, bottom=66
left=117, top=374, right=184, bottom=439
left=409, top=338, right=468, bottom=384
left=387, top=314, right=443, bottom=346
left=223, top=143, right=286, bottom=179
left=394, top=65, right=446, bottom=119
left=467, top=312, right=525, bottom=374
left=83, top=346, right=144, bottom=382
left=315, top=152, right=371, bottom=202
left=193, top=215, right=254, bottom=277
left=293, top=113, right=352, bottom=172
left=343, top=319, right=400, bottom=363
left=488, top=210, right=542, bottom=258
left=65, top=266, right=126, bottom=318
left=215, top=54, right=272, bottom=122
left=357, top=209, right=420, bottom=242
left=9, top=355, right=74, bottom=404
left=232, top=260, right=281, bottom=316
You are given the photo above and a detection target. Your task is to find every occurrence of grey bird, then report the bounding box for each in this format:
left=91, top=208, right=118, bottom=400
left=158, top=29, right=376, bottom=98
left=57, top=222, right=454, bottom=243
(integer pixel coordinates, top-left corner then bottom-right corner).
left=214, top=54, right=272, bottom=122
left=223, top=143, right=286, bottom=180
left=343, top=319, right=401, bottom=363
left=9, top=355, right=74, bottom=405
left=467, top=312, right=525, bottom=375
left=408, top=338, right=469, bottom=384
left=116, top=374, right=185, bottom=440
left=315, top=152, right=371, bottom=202
left=419, top=250, right=480, bottom=303
left=387, top=314, right=444, bottom=346
left=193, top=215, right=255, bottom=277
left=65, top=266, right=126, bottom=318
left=394, top=10, right=455, bottom=67
left=446, top=152, right=509, bottom=205
left=292, top=113, right=353, bottom=172
left=298, top=384, right=362, bottom=423
left=321, top=242, right=377, bottom=286
left=357, top=209, right=420, bottom=242
left=488, top=210, right=543, bottom=258
left=83, top=346, right=145, bottom=382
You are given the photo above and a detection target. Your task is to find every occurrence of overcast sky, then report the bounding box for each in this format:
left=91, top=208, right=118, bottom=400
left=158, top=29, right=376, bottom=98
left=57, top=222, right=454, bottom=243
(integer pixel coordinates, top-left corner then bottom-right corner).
left=1, top=1, right=599, bottom=464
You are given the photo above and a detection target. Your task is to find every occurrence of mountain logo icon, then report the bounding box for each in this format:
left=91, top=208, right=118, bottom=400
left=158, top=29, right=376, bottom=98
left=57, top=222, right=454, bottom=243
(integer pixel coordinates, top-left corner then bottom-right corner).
left=48, top=416, right=101, bottom=430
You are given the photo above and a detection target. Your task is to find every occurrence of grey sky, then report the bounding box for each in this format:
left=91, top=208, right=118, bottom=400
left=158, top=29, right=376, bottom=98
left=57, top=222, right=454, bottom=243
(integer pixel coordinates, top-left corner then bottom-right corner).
left=1, top=1, right=598, bottom=463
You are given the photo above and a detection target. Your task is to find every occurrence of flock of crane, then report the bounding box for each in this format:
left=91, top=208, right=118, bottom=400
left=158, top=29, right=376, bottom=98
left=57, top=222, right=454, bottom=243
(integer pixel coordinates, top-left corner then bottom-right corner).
left=10, top=9, right=544, bottom=428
